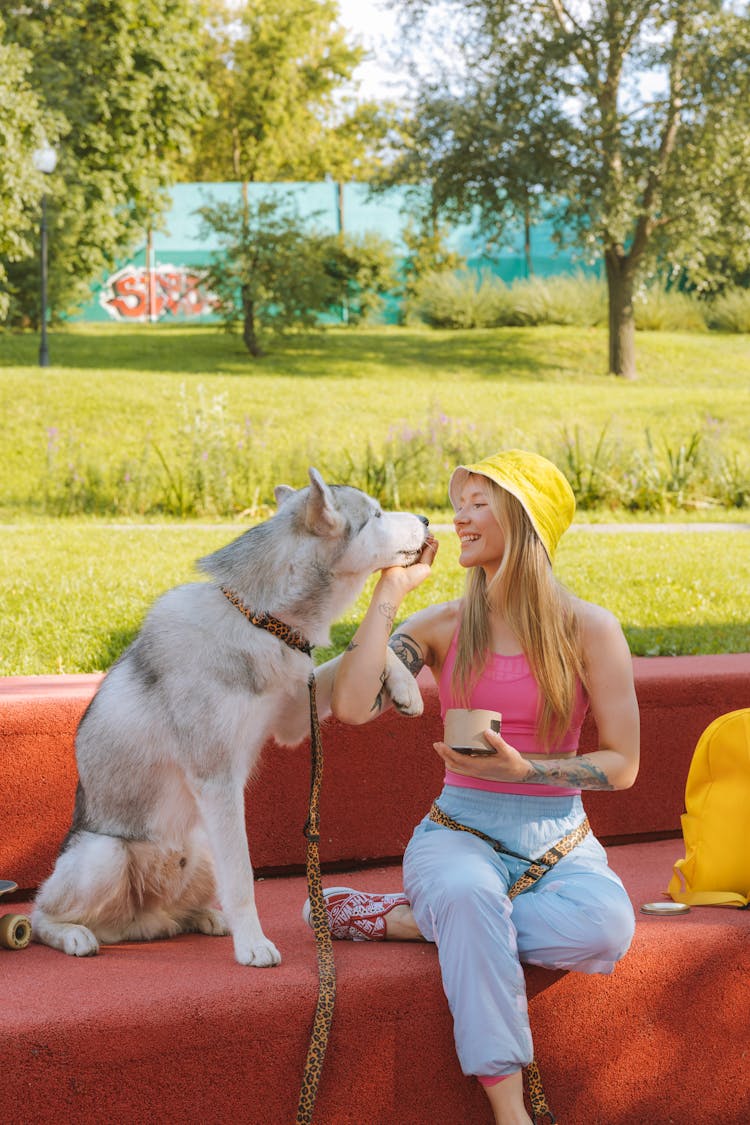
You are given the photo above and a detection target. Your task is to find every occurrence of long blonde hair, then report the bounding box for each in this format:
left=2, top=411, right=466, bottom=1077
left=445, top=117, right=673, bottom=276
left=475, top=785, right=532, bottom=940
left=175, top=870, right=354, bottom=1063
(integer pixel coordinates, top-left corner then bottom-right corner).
left=452, top=480, right=586, bottom=748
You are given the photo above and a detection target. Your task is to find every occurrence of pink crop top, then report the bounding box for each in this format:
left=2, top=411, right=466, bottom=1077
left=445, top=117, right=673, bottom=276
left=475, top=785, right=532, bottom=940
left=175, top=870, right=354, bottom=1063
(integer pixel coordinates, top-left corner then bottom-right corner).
left=439, top=626, right=589, bottom=797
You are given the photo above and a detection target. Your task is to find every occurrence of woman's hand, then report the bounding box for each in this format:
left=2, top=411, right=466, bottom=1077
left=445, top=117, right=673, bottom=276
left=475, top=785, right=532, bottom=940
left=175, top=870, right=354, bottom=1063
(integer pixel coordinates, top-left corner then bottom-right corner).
left=376, top=534, right=439, bottom=602
left=434, top=726, right=529, bottom=783
left=436, top=723, right=627, bottom=792
left=331, top=534, right=439, bottom=726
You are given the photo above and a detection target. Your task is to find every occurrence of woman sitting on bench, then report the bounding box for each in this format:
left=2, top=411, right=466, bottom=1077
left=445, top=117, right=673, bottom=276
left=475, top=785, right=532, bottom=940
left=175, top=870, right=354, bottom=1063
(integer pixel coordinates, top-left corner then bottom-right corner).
left=307, top=449, right=640, bottom=1125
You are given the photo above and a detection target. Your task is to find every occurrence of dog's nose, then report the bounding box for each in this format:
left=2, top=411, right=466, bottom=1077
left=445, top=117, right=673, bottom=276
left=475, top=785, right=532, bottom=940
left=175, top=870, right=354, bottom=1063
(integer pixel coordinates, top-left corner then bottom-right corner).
left=417, top=515, right=429, bottom=527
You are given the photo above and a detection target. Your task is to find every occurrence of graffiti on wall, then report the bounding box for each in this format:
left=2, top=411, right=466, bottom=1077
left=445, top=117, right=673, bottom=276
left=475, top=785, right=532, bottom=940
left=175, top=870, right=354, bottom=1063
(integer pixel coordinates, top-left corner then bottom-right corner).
left=99, top=265, right=220, bottom=321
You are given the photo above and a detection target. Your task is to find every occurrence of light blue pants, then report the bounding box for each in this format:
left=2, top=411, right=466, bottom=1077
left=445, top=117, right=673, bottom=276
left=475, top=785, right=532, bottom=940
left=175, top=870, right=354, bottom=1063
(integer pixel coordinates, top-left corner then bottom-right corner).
left=402, top=786, right=635, bottom=1078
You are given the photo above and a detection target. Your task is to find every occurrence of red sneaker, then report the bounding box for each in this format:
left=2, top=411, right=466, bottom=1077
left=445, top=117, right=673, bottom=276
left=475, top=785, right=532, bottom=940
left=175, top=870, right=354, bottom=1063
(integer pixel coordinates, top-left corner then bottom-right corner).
left=302, top=886, right=409, bottom=942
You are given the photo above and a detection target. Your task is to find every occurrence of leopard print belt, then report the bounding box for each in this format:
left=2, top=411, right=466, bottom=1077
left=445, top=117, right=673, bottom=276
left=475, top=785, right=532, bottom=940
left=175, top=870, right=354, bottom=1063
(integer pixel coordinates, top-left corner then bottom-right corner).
left=428, top=801, right=591, bottom=1124
left=428, top=801, right=590, bottom=899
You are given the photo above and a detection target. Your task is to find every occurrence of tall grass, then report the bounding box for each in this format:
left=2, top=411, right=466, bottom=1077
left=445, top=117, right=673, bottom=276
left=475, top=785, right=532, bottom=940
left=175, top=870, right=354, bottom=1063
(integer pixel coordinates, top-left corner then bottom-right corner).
left=36, top=396, right=750, bottom=517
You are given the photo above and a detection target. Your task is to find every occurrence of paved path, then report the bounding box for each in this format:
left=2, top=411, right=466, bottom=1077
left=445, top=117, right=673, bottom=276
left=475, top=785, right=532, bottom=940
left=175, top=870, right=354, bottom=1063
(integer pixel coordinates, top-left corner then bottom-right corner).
left=432, top=522, right=750, bottom=533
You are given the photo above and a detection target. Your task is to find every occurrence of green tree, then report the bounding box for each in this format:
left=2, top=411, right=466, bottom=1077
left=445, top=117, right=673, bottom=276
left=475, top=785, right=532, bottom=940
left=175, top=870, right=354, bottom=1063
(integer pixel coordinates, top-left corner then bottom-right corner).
left=384, top=34, right=571, bottom=280
left=318, top=231, right=399, bottom=323
left=199, top=193, right=396, bottom=354
left=199, top=195, right=331, bottom=355
left=394, top=1, right=750, bottom=378
left=3, top=0, right=211, bottom=324
left=184, top=0, right=391, bottom=183
left=0, top=20, right=59, bottom=321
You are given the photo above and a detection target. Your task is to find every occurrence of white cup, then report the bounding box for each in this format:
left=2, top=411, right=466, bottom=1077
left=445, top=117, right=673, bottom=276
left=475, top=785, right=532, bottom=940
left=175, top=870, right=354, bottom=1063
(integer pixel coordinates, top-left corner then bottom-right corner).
left=444, top=708, right=502, bottom=756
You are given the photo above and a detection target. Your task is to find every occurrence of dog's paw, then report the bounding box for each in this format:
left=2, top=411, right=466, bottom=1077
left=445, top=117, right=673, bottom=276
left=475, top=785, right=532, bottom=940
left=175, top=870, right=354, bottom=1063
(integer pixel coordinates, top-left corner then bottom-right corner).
left=384, top=649, right=423, bottom=717
left=59, top=923, right=100, bottom=957
left=233, top=934, right=282, bottom=968
left=191, top=909, right=230, bottom=937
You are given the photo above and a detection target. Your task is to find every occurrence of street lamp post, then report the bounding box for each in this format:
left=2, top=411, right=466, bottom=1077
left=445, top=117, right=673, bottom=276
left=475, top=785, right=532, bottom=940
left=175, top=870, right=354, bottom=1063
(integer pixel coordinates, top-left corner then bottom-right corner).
left=33, top=143, right=58, bottom=367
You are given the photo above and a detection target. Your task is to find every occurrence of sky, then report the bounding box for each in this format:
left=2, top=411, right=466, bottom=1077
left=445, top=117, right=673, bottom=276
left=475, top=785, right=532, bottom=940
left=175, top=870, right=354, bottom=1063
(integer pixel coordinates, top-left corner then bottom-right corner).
left=222, top=0, right=457, bottom=104
left=335, top=2, right=667, bottom=110
left=335, top=0, right=408, bottom=98
left=334, top=0, right=463, bottom=100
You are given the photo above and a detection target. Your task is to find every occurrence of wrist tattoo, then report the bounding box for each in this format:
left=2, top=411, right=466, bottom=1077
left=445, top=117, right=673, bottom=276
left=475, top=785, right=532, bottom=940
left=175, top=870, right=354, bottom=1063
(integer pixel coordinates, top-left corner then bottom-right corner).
left=378, top=601, right=397, bottom=628
left=371, top=668, right=388, bottom=714
left=389, top=631, right=425, bottom=676
left=523, top=758, right=615, bottom=791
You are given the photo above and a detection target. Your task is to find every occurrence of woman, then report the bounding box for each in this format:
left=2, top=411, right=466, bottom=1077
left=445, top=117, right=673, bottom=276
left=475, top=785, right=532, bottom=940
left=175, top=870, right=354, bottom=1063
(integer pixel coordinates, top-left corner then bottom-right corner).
left=310, top=450, right=639, bottom=1125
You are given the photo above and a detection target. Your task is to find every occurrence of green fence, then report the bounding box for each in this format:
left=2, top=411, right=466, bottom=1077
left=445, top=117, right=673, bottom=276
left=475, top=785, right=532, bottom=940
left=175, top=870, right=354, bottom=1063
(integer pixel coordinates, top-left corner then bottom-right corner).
left=77, top=181, right=596, bottom=324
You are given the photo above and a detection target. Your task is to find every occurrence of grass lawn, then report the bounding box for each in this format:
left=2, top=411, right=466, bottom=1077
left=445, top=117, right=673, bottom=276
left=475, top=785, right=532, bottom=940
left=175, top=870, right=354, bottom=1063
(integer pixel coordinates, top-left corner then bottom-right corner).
left=1, top=322, right=747, bottom=670
left=1, top=322, right=748, bottom=518
left=1, top=521, right=748, bottom=675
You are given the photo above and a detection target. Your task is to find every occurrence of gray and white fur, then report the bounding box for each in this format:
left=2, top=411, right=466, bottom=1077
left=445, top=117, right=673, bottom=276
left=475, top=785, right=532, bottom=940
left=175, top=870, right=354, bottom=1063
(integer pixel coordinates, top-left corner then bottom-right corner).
left=33, top=469, right=427, bottom=966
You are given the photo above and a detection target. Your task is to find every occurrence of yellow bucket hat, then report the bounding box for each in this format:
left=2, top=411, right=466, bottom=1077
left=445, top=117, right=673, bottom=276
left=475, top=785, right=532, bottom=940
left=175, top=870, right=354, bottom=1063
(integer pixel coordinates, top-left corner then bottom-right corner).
left=448, top=449, right=575, bottom=561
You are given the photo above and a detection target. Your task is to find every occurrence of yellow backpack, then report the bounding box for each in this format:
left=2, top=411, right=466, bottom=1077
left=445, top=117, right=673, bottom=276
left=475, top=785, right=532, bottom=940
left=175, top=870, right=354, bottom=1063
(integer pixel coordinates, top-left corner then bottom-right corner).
left=668, top=708, right=750, bottom=908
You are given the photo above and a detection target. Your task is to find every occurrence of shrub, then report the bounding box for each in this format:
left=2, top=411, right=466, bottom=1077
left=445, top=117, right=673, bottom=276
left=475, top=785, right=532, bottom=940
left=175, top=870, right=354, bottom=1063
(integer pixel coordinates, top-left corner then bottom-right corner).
left=706, top=288, right=750, bottom=333
left=556, top=425, right=623, bottom=507
left=409, top=269, right=512, bottom=328
left=410, top=273, right=750, bottom=335
left=400, top=217, right=465, bottom=308
left=634, top=287, right=706, bottom=332
left=504, top=273, right=606, bottom=327
left=411, top=270, right=607, bottom=329
left=42, top=385, right=312, bottom=519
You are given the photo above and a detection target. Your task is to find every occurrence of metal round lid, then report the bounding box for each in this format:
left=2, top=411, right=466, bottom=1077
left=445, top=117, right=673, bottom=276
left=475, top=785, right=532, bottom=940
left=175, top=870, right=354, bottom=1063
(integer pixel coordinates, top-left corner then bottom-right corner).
left=640, top=901, right=691, bottom=915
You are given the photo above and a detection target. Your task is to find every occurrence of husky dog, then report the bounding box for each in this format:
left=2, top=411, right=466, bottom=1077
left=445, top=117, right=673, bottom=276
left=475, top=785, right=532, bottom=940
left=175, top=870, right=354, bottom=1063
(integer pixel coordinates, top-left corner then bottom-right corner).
left=33, top=469, right=427, bottom=966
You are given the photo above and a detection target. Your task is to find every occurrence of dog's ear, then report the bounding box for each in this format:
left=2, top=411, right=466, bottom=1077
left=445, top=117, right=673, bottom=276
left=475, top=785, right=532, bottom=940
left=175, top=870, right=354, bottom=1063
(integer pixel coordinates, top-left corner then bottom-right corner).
left=274, top=484, right=296, bottom=508
left=306, top=468, right=345, bottom=536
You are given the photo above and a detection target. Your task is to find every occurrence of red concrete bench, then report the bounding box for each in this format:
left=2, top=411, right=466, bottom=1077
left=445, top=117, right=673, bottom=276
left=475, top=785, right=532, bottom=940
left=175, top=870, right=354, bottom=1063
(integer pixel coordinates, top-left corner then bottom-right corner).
left=2, top=655, right=749, bottom=1124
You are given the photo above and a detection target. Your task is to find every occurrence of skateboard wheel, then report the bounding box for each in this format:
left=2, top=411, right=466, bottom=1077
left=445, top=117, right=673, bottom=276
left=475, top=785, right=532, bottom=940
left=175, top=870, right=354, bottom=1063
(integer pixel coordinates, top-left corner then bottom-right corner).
left=0, top=912, right=32, bottom=950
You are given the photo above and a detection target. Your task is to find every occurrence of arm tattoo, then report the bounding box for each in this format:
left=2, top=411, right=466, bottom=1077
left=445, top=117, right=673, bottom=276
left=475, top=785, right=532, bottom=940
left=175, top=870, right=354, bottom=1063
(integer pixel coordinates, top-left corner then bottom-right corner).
left=345, top=640, right=358, bottom=652
left=522, top=758, right=615, bottom=791
left=388, top=631, right=425, bottom=677
left=371, top=669, right=388, bottom=714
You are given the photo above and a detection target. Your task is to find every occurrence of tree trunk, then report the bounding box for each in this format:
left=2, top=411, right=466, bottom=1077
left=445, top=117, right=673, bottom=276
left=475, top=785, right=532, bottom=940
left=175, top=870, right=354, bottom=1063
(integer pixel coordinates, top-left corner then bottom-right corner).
left=242, top=292, right=263, bottom=357
left=524, top=198, right=533, bottom=277
left=604, top=248, right=637, bottom=379
left=232, top=126, right=242, bottom=181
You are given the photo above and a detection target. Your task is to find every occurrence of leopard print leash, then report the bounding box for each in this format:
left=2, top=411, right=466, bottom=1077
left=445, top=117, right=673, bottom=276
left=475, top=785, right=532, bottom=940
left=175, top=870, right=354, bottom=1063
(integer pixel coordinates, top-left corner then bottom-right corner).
left=296, top=671, right=336, bottom=1125
left=219, top=587, right=332, bottom=1125
left=429, top=801, right=592, bottom=1124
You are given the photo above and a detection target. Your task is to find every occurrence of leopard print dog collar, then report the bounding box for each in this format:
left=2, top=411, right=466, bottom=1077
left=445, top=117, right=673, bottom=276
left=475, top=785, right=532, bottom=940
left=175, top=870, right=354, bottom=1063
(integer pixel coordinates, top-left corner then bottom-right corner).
left=220, top=586, right=313, bottom=655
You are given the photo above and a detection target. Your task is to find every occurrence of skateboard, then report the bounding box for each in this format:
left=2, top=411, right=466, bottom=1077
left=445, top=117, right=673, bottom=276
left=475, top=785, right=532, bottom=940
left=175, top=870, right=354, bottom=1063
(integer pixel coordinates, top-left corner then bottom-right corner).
left=0, top=880, right=32, bottom=950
